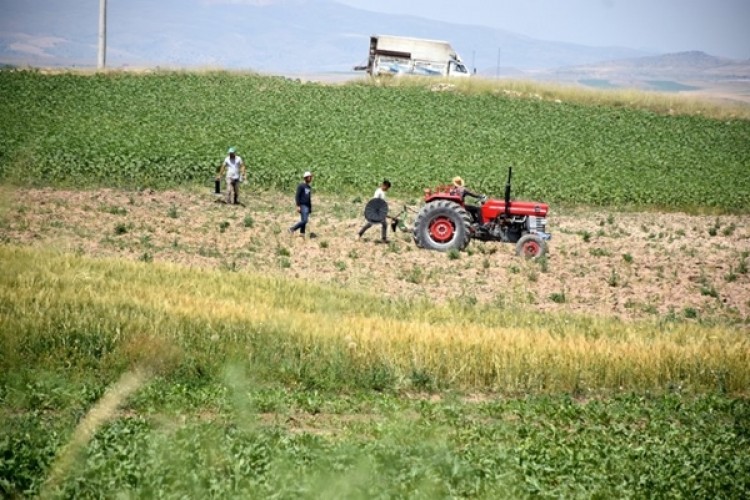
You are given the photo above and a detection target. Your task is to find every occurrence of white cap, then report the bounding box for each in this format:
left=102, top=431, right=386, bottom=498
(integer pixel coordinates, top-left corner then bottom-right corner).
left=303, top=171, right=312, bottom=178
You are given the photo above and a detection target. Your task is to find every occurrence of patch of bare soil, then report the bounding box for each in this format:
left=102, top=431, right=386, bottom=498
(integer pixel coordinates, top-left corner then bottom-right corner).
left=1, top=187, right=748, bottom=324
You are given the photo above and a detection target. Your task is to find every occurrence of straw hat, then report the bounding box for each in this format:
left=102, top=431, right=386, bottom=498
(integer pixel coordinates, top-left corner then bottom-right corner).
left=452, top=176, right=464, bottom=187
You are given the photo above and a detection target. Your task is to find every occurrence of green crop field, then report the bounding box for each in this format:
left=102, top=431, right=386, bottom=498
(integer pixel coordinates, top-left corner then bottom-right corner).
left=1, top=247, right=749, bottom=498
left=1, top=70, right=748, bottom=211
left=2, top=70, right=750, bottom=497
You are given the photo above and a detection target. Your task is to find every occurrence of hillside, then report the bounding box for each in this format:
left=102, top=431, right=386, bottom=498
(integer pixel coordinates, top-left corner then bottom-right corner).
left=2, top=69, right=750, bottom=498
left=0, top=0, right=650, bottom=72
left=539, top=51, right=750, bottom=98
left=1, top=242, right=747, bottom=497
left=0, top=71, right=748, bottom=211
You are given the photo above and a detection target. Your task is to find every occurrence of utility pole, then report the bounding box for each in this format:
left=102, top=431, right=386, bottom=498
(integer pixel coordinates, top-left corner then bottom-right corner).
left=98, top=0, right=107, bottom=70
left=496, top=48, right=501, bottom=79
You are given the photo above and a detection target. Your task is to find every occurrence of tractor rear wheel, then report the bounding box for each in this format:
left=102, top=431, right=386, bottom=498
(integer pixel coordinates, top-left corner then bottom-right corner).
left=413, top=200, right=472, bottom=251
left=515, top=233, right=546, bottom=259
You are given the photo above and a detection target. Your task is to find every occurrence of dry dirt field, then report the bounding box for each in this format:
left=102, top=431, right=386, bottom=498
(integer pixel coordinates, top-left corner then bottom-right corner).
left=1, top=186, right=748, bottom=324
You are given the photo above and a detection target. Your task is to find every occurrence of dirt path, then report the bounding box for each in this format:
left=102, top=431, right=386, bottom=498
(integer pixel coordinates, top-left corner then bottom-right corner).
left=1, top=187, right=748, bottom=323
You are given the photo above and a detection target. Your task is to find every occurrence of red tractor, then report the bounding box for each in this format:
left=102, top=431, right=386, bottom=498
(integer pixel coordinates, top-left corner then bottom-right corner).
left=412, top=168, right=550, bottom=258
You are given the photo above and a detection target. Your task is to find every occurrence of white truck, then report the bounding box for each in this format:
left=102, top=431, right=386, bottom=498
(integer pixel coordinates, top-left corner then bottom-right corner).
left=355, top=35, right=471, bottom=78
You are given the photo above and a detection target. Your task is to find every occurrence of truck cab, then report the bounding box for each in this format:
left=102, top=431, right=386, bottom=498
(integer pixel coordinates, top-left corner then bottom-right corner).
left=357, top=35, right=471, bottom=78
left=448, top=60, right=470, bottom=76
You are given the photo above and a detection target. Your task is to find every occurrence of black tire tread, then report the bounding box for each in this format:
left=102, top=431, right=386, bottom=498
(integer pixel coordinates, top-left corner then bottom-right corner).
left=412, top=200, right=472, bottom=251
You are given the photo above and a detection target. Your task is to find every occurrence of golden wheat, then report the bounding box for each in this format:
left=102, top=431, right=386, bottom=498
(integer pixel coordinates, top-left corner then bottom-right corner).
left=2, top=245, right=747, bottom=393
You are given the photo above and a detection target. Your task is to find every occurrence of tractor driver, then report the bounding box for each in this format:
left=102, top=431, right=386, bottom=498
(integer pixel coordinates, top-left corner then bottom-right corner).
left=451, top=176, right=484, bottom=221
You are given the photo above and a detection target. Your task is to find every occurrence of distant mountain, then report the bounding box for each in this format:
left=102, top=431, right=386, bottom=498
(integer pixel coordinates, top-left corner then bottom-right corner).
left=1, top=0, right=652, bottom=73
left=551, top=51, right=750, bottom=81
left=535, top=51, right=750, bottom=94
left=526, top=50, right=750, bottom=97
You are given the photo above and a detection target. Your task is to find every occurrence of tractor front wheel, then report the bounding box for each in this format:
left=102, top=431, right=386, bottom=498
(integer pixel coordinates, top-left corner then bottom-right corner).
left=515, top=233, right=546, bottom=259
left=413, top=200, right=472, bottom=251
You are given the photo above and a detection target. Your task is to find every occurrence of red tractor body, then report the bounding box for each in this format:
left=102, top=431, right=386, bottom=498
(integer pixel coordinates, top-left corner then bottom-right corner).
left=481, top=199, right=549, bottom=219
left=413, top=168, right=551, bottom=258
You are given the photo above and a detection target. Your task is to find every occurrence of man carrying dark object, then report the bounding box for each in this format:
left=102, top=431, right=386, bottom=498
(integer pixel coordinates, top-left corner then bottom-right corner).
left=289, top=171, right=313, bottom=237
left=358, top=179, right=391, bottom=243
left=217, top=147, right=246, bottom=205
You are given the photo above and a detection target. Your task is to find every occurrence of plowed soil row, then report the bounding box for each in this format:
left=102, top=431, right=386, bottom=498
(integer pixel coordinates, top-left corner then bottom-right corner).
left=2, top=187, right=748, bottom=324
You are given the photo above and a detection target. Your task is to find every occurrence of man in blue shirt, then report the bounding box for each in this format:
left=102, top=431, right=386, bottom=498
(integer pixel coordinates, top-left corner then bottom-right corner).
left=289, top=171, right=313, bottom=237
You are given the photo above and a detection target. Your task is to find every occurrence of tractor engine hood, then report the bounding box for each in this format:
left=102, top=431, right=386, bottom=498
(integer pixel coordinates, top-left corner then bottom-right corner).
left=482, top=200, right=549, bottom=218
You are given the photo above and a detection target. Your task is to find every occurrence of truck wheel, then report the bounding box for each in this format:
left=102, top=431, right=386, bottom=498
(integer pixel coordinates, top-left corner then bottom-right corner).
left=515, top=234, right=546, bottom=259
left=413, top=200, right=471, bottom=251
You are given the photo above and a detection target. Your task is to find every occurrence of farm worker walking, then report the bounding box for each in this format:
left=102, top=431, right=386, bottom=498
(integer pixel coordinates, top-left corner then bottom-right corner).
left=358, top=179, right=391, bottom=243
left=217, top=147, right=246, bottom=205
left=289, top=171, right=313, bottom=237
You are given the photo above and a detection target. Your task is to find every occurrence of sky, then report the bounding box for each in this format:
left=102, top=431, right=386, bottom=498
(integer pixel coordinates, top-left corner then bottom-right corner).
left=335, top=0, right=750, bottom=59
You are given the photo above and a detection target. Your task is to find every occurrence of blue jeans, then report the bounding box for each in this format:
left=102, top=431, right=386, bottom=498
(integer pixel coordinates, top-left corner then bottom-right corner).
left=290, top=205, right=310, bottom=234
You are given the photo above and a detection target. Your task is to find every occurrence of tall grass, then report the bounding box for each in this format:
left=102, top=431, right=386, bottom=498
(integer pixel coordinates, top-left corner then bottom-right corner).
left=18, top=68, right=749, bottom=120
left=1, top=244, right=747, bottom=394
left=356, top=76, right=750, bottom=121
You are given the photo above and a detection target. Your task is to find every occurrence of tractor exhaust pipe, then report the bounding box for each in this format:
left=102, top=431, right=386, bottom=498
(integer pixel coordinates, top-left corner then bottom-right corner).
left=504, top=166, right=512, bottom=215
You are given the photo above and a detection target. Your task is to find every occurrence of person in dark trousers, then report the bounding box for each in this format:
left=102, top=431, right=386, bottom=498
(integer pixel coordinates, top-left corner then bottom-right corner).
left=289, top=171, right=313, bottom=237
left=358, top=179, right=391, bottom=243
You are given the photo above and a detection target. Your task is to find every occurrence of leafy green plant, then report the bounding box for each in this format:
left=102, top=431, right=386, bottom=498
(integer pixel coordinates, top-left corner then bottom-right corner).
left=549, top=290, right=566, bottom=303
left=276, top=246, right=290, bottom=257
left=738, top=253, right=748, bottom=274
left=698, top=273, right=719, bottom=298
left=405, top=266, right=424, bottom=284
left=537, top=256, right=549, bottom=273
left=607, top=268, right=620, bottom=287
left=683, top=307, right=698, bottom=319
left=1, top=71, right=747, bottom=211
left=724, top=268, right=737, bottom=283
left=722, top=223, right=736, bottom=236
left=700, top=284, right=719, bottom=298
